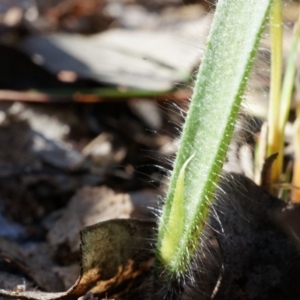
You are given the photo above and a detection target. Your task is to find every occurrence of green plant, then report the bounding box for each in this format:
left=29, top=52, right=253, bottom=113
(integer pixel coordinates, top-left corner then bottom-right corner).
left=267, top=1, right=300, bottom=198
left=156, top=0, right=271, bottom=277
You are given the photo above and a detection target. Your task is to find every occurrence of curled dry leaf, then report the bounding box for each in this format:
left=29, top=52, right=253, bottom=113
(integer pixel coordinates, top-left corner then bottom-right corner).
left=0, top=271, right=34, bottom=292
left=0, top=219, right=155, bottom=300
left=0, top=236, right=64, bottom=292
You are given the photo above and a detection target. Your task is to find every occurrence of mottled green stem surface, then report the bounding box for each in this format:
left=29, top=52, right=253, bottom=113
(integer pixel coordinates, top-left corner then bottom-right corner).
left=157, top=0, right=271, bottom=275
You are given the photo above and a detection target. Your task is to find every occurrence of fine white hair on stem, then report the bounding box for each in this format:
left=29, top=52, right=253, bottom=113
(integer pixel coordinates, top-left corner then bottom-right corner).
left=133, top=2, right=273, bottom=299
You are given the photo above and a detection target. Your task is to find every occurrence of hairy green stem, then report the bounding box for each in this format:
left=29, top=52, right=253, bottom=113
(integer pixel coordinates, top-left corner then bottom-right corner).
left=156, top=0, right=271, bottom=275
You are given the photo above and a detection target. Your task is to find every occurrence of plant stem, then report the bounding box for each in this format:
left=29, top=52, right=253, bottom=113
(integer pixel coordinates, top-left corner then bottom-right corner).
left=292, top=119, right=300, bottom=202
left=156, top=0, right=271, bottom=275
left=279, top=8, right=300, bottom=130
left=267, top=0, right=283, bottom=191
left=280, top=7, right=300, bottom=202
left=292, top=24, right=300, bottom=202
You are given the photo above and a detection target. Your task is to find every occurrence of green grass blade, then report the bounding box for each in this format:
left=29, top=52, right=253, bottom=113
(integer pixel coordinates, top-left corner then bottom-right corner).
left=157, top=0, right=271, bottom=275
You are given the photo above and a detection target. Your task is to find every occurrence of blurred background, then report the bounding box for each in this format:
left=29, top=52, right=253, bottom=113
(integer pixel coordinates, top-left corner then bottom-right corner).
left=0, top=0, right=298, bottom=296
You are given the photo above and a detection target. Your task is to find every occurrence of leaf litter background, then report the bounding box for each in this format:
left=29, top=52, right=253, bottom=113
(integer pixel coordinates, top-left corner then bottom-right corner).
left=0, top=0, right=299, bottom=299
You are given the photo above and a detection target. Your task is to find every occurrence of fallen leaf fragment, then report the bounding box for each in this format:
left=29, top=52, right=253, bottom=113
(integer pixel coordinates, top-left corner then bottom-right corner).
left=0, top=236, right=64, bottom=292
left=0, top=271, right=34, bottom=291
left=0, top=219, right=155, bottom=300
left=69, top=219, right=155, bottom=298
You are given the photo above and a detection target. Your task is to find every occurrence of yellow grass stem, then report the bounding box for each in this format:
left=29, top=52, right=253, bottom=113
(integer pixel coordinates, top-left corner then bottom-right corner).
left=267, top=0, right=283, bottom=192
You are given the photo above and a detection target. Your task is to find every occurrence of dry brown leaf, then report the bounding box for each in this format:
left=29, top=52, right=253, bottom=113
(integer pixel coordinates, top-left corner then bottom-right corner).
left=0, top=219, right=155, bottom=300
left=0, top=272, right=34, bottom=291
left=0, top=237, right=64, bottom=292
